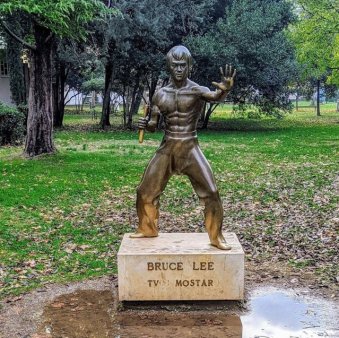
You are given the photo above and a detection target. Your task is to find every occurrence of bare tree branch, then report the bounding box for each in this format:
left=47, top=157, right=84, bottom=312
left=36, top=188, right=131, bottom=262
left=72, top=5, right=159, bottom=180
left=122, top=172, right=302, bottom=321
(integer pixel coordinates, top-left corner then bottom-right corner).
left=64, top=91, right=80, bottom=106
left=44, top=31, right=54, bottom=44
left=0, top=21, right=36, bottom=51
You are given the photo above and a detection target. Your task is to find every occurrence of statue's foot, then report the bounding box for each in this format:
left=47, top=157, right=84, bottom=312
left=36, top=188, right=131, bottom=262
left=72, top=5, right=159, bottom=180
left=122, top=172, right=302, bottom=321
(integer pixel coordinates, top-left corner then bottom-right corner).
left=211, top=241, right=232, bottom=250
left=129, top=232, right=158, bottom=238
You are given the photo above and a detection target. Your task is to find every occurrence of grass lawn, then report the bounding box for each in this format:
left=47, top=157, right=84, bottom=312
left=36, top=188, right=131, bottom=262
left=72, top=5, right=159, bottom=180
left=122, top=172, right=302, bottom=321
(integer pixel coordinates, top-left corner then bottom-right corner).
left=0, top=103, right=338, bottom=298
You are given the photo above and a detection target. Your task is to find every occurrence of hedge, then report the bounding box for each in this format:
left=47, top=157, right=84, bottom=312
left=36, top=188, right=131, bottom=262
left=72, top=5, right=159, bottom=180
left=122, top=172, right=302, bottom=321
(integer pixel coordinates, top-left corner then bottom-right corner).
left=0, top=102, right=25, bottom=146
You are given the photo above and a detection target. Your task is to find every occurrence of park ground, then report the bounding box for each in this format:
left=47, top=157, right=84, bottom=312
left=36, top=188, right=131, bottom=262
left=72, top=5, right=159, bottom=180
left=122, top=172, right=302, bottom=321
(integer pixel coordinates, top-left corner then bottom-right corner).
left=0, top=102, right=338, bottom=303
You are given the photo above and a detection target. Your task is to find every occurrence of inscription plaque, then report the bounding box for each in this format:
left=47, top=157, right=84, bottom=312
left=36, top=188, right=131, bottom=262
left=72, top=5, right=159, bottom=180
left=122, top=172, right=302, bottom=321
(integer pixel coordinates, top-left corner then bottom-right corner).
left=118, top=232, right=244, bottom=301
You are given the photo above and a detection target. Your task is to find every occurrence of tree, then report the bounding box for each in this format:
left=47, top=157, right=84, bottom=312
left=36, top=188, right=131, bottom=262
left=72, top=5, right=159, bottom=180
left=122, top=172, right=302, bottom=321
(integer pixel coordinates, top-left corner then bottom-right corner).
left=290, top=0, right=339, bottom=115
left=186, top=0, right=297, bottom=127
left=95, top=0, right=217, bottom=129
left=1, top=13, right=28, bottom=107
left=52, top=38, right=103, bottom=126
left=0, top=0, right=111, bottom=157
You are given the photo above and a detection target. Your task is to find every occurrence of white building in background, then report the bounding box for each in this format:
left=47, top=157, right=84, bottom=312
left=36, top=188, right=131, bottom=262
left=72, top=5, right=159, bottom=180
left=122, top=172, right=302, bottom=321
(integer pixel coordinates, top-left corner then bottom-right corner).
left=64, top=88, right=103, bottom=106
left=64, top=88, right=123, bottom=111
left=0, top=45, right=13, bottom=105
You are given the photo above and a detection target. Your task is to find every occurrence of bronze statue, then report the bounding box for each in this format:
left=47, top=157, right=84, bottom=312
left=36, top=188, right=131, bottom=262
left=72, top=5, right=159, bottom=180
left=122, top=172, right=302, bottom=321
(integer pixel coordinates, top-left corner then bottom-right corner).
left=131, top=45, right=236, bottom=250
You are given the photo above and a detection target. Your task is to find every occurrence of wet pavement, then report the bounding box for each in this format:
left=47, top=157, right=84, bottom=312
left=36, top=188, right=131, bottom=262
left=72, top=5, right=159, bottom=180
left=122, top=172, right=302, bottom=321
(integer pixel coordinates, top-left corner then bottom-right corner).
left=36, top=287, right=339, bottom=338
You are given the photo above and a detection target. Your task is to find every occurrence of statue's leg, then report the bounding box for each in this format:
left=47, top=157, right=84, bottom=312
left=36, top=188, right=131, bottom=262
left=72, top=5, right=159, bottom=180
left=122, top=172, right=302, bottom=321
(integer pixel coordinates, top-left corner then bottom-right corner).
left=182, top=143, right=231, bottom=250
left=131, top=151, right=172, bottom=238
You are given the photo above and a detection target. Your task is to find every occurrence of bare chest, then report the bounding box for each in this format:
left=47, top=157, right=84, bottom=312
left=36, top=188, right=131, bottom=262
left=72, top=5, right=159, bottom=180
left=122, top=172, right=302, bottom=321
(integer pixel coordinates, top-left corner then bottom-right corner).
left=156, top=89, right=203, bottom=115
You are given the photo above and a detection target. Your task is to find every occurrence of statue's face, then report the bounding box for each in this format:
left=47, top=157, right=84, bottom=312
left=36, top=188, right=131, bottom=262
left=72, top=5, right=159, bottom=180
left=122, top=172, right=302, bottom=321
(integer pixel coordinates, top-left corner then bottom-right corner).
left=169, top=59, right=189, bottom=82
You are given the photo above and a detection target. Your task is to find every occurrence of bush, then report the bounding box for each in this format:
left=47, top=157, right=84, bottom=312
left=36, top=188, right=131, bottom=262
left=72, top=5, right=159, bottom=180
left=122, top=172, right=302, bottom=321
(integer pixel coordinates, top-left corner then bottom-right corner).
left=17, top=103, right=28, bottom=118
left=0, top=102, right=25, bottom=145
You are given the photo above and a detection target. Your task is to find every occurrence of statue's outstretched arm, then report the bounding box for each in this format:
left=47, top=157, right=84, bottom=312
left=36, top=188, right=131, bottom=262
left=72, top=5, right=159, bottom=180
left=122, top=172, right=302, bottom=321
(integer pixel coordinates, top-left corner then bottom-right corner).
left=201, top=65, right=236, bottom=102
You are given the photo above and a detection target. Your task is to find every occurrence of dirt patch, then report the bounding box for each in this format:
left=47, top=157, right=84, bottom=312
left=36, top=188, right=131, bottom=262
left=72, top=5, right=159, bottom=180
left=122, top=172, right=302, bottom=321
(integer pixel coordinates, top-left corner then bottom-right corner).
left=0, top=272, right=337, bottom=338
left=0, top=275, right=243, bottom=338
left=37, top=290, right=116, bottom=338
left=245, top=261, right=338, bottom=299
left=36, top=290, right=242, bottom=338
left=0, top=277, right=116, bottom=338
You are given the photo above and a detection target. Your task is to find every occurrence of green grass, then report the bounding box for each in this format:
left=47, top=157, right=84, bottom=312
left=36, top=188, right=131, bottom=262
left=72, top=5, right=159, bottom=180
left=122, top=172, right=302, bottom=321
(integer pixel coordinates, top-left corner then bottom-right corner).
left=0, top=104, right=338, bottom=298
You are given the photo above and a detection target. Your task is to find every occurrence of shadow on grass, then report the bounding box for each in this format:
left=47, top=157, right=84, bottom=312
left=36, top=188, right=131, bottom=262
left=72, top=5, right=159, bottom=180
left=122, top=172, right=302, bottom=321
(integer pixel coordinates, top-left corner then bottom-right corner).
left=203, top=116, right=339, bottom=133
left=203, top=119, right=285, bottom=132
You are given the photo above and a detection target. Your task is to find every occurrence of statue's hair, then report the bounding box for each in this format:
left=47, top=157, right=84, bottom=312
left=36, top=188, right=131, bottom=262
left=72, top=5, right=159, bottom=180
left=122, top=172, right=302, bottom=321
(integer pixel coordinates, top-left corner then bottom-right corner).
left=166, top=45, right=192, bottom=71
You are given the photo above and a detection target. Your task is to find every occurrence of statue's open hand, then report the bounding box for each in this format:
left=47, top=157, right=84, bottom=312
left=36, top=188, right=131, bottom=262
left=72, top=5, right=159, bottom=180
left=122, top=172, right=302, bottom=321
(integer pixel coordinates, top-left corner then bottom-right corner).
left=138, top=117, right=148, bottom=130
left=212, top=65, right=236, bottom=92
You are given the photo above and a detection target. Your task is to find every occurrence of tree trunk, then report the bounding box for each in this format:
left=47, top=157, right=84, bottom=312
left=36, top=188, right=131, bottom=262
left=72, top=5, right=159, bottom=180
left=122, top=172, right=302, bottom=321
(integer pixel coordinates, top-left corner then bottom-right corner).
left=58, top=64, right=66, bottom=125
left=200, top=102, right=207, bottom=123
left=126, top=76, right=142, bottom=129
left=24, top=24, right=55, bottom=157
left=130, top=85, right=143, bottom=116
left=202, top=103, right=218, bottom=129
left=126, top=96, right=133, bottom=129
left=100, top=61, right=114, bottom=128
left=53, top=60, right=66, bottom=128
left=122, top=88, right=127, bottom=128
left=295, top=91, right=299, bottom=111
left=52, top=65, right=59, bottom=125
left=148, top=74, right=158, bottom=103
left=316, top=79, right=321, bottom=116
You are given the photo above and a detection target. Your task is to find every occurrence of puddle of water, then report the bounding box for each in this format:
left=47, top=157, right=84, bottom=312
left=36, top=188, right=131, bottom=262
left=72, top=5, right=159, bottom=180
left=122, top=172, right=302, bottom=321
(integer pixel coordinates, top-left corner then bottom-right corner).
left=38, top=288, right=338, bottom=338
left=242, top=288, right=339, bottom=338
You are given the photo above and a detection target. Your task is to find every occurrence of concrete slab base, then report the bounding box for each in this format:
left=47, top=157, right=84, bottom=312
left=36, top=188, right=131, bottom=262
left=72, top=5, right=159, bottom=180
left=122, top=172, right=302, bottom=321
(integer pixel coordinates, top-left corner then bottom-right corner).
left=118, top=232, right=244, bottom=301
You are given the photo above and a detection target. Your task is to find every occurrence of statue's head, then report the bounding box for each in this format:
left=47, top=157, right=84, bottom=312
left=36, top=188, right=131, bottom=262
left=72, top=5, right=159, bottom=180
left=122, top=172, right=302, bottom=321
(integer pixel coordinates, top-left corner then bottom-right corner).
left=166, top=45, right=192, bottom=82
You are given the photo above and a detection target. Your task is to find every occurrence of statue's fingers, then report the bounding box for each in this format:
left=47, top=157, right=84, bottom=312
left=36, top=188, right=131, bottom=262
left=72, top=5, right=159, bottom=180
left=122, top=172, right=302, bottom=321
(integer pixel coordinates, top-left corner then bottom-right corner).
left=229, top=65, right=233, bottom=77
left=232, top=68, right=237, bottom=78
left=212, top=81, right=220, bottom=88
left=220, top=67, right=224, bottom=77
left=225, top=64, right=229, bottom=77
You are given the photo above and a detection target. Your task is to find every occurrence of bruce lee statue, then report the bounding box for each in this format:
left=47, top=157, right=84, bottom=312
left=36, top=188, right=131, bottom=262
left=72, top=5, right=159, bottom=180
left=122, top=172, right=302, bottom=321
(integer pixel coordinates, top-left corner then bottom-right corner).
left=131, top=45, right=236, bottom=250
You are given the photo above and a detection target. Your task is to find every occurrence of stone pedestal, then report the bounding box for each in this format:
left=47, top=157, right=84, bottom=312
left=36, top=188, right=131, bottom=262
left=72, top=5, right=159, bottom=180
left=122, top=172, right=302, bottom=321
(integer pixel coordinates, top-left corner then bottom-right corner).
left=118, top=232, right=244, bottom=301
